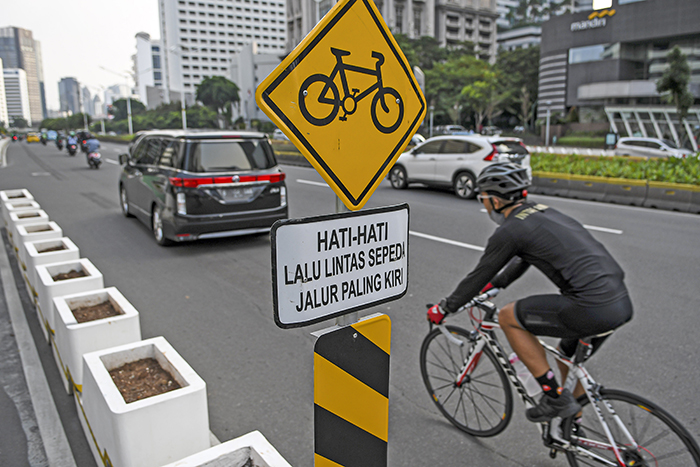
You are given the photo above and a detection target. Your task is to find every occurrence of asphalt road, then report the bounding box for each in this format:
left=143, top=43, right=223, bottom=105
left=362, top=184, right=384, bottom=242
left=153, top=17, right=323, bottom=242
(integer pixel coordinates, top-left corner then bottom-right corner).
left=2, top=140, right=699, bottom=466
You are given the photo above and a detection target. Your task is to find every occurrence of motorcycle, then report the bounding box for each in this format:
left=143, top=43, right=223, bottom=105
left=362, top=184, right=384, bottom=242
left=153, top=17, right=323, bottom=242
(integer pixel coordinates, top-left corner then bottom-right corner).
left=87, top=151, right=102, bottom=169
left=80, top=139, right=89, bottom=154
left=67, top=143, right=77, bottom=156
left=56, top=138, right=64, bottom=150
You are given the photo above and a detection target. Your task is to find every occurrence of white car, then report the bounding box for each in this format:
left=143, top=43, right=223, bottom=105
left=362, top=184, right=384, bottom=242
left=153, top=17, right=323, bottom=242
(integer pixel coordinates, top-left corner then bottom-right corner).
left=388, top=135, right=531, bottom=199
left=271, top=128, right=288, bottom=141
left=614, top=137, right=693, bottom=158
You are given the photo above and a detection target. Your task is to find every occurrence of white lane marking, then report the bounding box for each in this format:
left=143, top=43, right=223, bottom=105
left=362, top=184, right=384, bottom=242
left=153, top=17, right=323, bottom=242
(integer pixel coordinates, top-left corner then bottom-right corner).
left=297, top=179, right=328, bottom=187
left=31, top=172, right=51, bottom=176
left=105, top=158, right=119, bottom=165
left=410, top=231, right=485, bottom=252
left=583, top=225, right=623, bottom=235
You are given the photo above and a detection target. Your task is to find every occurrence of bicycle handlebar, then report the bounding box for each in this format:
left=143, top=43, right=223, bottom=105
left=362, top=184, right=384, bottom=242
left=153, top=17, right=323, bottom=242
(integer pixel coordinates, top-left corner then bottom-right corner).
left=456, top=287, right=500, bottom=313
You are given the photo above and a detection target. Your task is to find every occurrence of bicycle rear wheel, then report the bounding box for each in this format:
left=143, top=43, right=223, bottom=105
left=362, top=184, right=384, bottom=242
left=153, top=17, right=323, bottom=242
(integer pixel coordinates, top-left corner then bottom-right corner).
left=419, top=325, right=512, bottom=437
left=562, top=388, right=700, bottom=466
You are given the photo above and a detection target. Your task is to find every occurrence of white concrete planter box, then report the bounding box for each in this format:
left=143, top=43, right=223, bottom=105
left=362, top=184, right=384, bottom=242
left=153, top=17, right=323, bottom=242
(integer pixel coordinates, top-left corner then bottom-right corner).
left=3, top=199, right=41, bottom=235
left=23, top=237, right=80, bottom=303
left=160, top=431, right=293, bottom=467
left=15, top=221, right=63, bottom=267
left=9, top=210, right=50, bottom=261
left=79, top=336, right=209, bottom=467
left=1, top=189, right=34, bottom=226
left=0, top=188, right=34, bottom=204
left=35, top=258, right=103, bottom=343
left=53, top=287, right=141, bottom=394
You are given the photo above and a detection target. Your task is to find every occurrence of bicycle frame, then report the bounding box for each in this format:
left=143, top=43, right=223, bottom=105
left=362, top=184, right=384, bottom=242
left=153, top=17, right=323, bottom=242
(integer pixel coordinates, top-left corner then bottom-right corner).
left=321, top=48, right=386, bottom=110
left=439, top=290, right=641, bottom=466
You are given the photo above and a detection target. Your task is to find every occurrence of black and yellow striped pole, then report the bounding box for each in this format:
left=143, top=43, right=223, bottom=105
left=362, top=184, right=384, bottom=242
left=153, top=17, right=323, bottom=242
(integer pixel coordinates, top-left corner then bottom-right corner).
left=314, top=314, right=391, bottom=467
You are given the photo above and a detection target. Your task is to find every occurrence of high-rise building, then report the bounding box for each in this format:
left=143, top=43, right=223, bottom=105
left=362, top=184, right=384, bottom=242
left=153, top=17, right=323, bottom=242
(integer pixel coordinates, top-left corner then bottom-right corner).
left=134, top=32, right=168, bottom=109
left=0, top=58, right=8, bottom=127
left=287, top=0, right=498, bottom=62
left=158, top=0, right=287, bottom=102
left=58, top=77, right=81, bottom=115
left=0, top=26, right=47, bottom=122
left=82, top=86, right=94, bottom=116
left=3, top=68, right=32, bottom=126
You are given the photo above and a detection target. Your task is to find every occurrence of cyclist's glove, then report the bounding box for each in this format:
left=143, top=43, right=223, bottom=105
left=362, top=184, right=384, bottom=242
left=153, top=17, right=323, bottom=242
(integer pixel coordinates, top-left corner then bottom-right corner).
left=427, top=301, right=448, bottom=325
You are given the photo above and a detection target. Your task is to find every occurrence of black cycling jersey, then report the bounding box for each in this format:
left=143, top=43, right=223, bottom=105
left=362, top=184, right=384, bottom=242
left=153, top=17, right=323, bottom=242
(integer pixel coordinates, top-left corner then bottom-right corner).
left=444, top=202, right=628, bottom=313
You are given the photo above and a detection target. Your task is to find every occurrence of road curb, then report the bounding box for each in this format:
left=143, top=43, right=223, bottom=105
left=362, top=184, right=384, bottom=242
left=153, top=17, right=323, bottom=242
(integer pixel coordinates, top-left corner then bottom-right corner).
left=0, top=230, right=78, bottom=467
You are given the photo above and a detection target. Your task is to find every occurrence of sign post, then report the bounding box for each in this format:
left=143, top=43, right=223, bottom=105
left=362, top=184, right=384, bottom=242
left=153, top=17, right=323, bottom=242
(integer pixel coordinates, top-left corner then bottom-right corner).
left=258, top=0, right=423, bottom=463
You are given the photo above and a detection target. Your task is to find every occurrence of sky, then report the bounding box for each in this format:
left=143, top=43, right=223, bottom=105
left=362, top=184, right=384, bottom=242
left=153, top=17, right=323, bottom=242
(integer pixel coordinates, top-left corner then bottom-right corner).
left=1, top=0, right=161, bottom=111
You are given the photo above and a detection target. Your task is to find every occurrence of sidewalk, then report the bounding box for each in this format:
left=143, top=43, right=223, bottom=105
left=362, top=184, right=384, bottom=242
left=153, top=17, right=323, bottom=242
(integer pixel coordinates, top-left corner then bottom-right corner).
left=0, top=229, right=83, bottom=467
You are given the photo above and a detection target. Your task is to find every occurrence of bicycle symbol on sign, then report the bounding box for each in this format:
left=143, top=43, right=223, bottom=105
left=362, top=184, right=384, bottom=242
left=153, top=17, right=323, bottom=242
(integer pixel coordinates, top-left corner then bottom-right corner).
left=299, top=48, right=405, bottom=134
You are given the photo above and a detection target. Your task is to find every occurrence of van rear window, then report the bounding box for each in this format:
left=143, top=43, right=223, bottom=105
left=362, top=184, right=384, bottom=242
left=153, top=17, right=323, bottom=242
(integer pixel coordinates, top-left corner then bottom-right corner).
left=185, top=140, right=275, bottom=172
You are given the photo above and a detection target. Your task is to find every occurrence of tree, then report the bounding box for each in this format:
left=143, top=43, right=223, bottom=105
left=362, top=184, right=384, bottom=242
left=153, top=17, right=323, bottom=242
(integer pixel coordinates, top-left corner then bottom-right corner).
left=109, top=98, right=146, bottom=121
left=460, top=59, right=510, bottom=129
left=196, top=76, right=240, bottom=127
left=496, top=46, right=540, bottom=129
left=11, top=116, right=28, bottom=129
left=656, top=46, right=694, bottom=123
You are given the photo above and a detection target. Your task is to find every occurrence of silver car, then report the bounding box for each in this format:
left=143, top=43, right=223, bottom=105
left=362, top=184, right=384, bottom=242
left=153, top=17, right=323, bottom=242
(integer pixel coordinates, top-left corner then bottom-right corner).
left=614, top=137, right=693, bottom=158
left=388, top=135, right=531, bottom=199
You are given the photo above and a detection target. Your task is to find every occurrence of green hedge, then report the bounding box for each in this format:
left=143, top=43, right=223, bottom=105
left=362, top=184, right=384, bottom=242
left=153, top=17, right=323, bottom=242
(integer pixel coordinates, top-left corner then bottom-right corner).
left=96, top=134, right=136, bottom=144
left=531, top=152, right=700, bottom=185
left=555, top=136, right=605, bottom=149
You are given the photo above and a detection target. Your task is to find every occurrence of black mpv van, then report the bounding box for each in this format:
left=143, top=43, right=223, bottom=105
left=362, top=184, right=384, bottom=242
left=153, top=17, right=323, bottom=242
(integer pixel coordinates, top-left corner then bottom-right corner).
left=118, top=130, right=288, bottom=245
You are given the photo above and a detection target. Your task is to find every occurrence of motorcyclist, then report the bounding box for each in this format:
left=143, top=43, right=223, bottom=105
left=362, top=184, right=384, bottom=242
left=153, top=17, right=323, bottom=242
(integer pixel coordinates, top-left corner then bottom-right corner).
left=85, top=134, right=100, bottom=154
left=67, top=132, right=78, bottom=146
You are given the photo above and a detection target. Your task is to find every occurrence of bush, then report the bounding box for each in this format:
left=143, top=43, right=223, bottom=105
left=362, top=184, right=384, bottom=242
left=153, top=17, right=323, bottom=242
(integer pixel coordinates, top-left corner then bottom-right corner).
left=531, top=153, right=700, bottom=185
left=555, top=136, right=605, bottom=148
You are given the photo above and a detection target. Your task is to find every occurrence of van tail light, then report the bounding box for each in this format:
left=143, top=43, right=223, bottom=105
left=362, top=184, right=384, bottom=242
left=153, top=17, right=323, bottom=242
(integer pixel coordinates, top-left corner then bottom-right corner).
left=484, top=144, right=498, bottom=161
left=169, top=172, right=286, bottom=188
left=176, top=192, right=187, bottom=215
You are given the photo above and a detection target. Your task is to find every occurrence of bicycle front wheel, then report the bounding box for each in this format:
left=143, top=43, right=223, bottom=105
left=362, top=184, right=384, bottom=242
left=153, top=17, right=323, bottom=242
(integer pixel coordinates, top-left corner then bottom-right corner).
left=419, top=325, right=513, bottom=437
left=562, top=388, right=700, bottom=466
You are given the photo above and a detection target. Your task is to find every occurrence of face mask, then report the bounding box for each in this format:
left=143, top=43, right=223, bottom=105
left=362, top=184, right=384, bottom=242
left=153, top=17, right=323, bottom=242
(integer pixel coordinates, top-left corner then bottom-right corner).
left=488, top=210, right=506, bottom=225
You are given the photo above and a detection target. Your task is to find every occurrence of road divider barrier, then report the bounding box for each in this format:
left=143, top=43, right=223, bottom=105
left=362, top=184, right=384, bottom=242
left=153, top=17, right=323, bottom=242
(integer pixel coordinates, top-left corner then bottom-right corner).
left=1, top=187, right=294, bottom=467
left=530, top=172, right=700, bottom=214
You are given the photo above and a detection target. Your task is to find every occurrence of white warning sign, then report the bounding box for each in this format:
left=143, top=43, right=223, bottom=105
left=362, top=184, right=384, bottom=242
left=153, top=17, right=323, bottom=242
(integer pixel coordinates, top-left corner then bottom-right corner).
left=271, top=204, right=409, bottom=328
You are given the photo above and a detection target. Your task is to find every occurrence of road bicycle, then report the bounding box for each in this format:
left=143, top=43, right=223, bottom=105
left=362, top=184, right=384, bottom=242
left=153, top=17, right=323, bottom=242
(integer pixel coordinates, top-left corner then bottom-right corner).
left=419, top=289, right=700, bottom=466
left=298, top=47, right=404, bottom=133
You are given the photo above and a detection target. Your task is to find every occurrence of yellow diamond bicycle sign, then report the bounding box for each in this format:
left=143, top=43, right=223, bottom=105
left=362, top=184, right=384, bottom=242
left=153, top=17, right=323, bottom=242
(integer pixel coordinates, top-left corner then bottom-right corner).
left=256, top=0, right=426, bottom=210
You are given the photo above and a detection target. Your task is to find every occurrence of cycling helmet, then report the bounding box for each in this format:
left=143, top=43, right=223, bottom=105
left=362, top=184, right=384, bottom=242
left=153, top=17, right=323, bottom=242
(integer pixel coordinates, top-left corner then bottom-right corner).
left=477, top=163, right=530, bottom=199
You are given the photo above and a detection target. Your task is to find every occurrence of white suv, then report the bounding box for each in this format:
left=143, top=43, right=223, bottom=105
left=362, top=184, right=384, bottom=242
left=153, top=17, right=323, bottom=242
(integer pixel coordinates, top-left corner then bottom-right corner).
left=388, top=135, right=531, bottom=199
left=614, top=137, right=693, bottom=158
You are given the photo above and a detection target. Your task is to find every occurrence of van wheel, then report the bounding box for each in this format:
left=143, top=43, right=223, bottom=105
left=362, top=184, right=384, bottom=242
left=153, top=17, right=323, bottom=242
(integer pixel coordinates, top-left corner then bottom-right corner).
left=120, top=185, right=133, bottom=217
left=454, top=172, right=476, bottom=199
left=152, top=205, right=173, bottom=246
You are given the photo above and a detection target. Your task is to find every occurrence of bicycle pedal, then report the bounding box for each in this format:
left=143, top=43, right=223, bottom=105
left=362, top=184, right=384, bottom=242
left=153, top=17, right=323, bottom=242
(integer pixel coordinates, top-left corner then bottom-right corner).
left=339, top=116, right=347, bottom=121
left=549, top=449, right=557, bottom=459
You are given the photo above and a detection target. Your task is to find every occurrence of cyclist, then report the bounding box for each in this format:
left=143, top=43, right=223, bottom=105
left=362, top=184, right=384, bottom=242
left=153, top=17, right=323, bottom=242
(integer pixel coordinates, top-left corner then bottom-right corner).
left=427, top=163, right=633, bottom=422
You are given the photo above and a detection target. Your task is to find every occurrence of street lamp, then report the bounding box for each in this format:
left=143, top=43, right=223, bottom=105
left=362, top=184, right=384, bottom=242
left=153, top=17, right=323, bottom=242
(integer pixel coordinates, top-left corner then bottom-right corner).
left=167, top=45, right=191, bottom=130
left=545, top=100, right=552, bottom=146
left=100, top=66, right=133, bottom=135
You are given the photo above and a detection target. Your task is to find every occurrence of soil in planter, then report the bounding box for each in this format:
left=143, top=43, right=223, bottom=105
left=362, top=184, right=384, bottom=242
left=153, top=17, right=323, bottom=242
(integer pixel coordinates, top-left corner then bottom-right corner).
left=8, top=194, right=26, bottom=199
left=28, top=226, right=52, bottom=232
left=71, top=300, right=121, bottom=323
left=52, top=269, right=87, bottom=281
left=37, top=244, right=67, bottom=253
left=17, top=212, right=40, bottom=218
left=109, top=358, right=181, bottom=403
